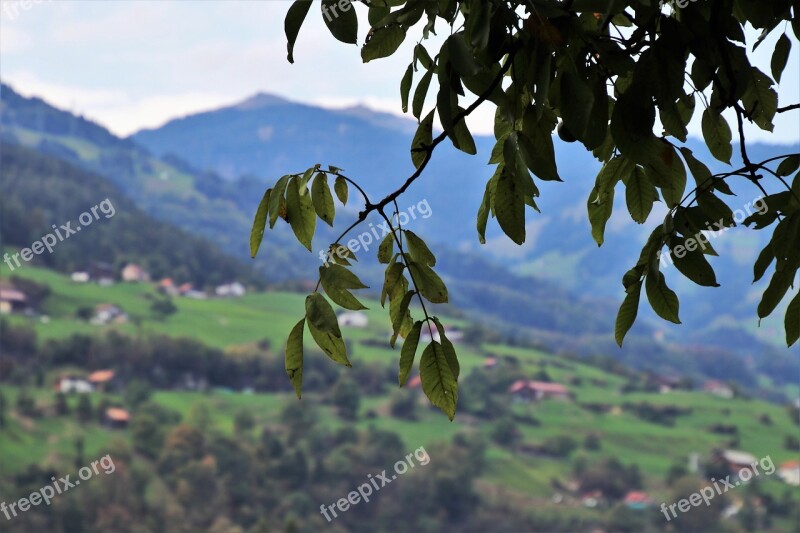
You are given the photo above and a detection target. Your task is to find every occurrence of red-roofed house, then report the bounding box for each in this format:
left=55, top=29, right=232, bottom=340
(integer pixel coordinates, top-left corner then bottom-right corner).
left=88, top=370, right=116, bottom=392
left=104, top=407, right=130, bottom=429
left=158, top=278, right=179, bottom=296
left=508, top=380, right=570, bottom=402
left=624, top=491, right=653, bottom=509
left=778, top=461, right=800, bottom=486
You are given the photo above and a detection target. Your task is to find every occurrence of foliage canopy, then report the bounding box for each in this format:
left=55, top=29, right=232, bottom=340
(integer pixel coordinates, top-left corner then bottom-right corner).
left=251, top=0, right=800, bottom=418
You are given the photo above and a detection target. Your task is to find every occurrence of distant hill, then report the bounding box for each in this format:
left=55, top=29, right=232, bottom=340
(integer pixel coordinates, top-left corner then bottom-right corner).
left=1, top=143, right=260, bottom=288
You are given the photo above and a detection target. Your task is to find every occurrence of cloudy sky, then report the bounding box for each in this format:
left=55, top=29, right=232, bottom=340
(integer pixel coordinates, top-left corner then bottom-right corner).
left=1, top=0, right=798, bottom=143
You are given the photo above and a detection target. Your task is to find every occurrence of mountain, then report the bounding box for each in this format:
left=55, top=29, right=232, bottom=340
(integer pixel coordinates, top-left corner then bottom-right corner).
left=131, top=91, right=799, bottom=351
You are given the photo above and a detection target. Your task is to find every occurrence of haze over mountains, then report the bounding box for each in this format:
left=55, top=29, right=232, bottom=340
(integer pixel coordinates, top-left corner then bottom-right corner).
left=2, top=82, right=797, bottom=383
left=131, top=88, right=798, bottom=347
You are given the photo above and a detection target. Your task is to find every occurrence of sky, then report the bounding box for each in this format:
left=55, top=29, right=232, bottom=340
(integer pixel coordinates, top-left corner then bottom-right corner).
left=1, top=0, right=798, bottom=143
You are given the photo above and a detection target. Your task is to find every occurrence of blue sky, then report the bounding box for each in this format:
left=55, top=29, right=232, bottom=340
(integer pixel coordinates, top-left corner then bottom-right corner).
left=1, top=0, right=798, bottom=144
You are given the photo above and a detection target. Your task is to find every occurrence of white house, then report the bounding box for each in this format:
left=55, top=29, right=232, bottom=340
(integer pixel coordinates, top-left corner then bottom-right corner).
left=71, top=271, right=90, bottom=283
left=338, top=311, right=368, bottom=328
left=57, top=377, right=93, bottom=394
left=215, top=282, right=246, bottom=298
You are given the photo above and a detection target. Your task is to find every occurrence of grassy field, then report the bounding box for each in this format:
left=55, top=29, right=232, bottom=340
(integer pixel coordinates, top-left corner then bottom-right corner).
left=1, top=266, right=798, bottom=511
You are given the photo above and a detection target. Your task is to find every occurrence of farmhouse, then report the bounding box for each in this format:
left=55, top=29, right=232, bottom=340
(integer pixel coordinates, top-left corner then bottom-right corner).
left=103, top=407, right=130, bottom=429
left=703, top=380, right=734, bottom=399
left=778, top=461, right=800, bottom=486
left=70, top=271, right=90, bottom=283
left=721, top=450, right=759, bottom=480
left=121, top=263, right=150, bottom=282
left=623, top=491, right=653, bottom=509
left=54, top=375, right=93, bottom=394
left=0, top=288, right=28, bottom=315
left=215, top=282, right=246, bottom=298
left=509, top=380, right=570, bottom=402
left=91, top=303, right=127, bottom=325
left=88, top=370, right=116, bottom=392
left=87, top=261, right=115, bottom=285
left=158, top=278, right=179, bottom=296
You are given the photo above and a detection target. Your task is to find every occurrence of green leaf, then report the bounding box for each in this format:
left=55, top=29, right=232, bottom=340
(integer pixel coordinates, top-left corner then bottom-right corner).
left=362, top=25, right=406, bottom=62
left=771, top=34, right=792, bottom=83
left=410, top=111, right=433, bottom=168
left=560, top=70, right=595, bottom=142
left=786, top=292, right=799, bottom=347
left=285, top=319, right=305, bottom=398
left=520, top=108, right=561, bottom=181
left=450, top=106, right=477, bottom=155
left=334, top=176, right=348, bottom=205
left=408, top=261, right=448, bottom=304
left=399, top=320, right=423, bottom=386
left=286, top=177, right=316, bottom=251
left=250, top=189, right=271, bottom=258
left=447, top=33, right=479, bottom=77
left=701, top=109, right=732, bottom=164
left=305, top=293, right=350, bottom=366
left=285, top=0, right=313, bottom=63
left=268, top=175, right=290, bottom=228
left=400, top=63, right=413, bottom=113
left=495, top=167, right=526, bottom=245
left=758, top=269, right=793, bottom=319
left=742, top=67, right=778, bottom=132
left=420, top=341, right=458, bottom=420
left=405, top=230, right=436, bottom=266
left=587, top=185, right=615, bottom=246
left=382, top=262, right=405, bottom=307
left=645, top=272, right=681, bottom=324
left=753, top=245, right=775, bottom=283
left=615, top=280, right=642, bottom=347
left=476, top=177, right=494, bottom=245
left=646, top=145, right=687, bottom=209
left=432, top=317, right=459, bottom=379
left=625, top=167, right=657, bottom=224
left=390, top=290, right=415, bottom=347
left=670, top=236, right=720, bottom=287
left=322, top=0, right=357, bottom=44
left=311, top=173, right=335, bottom=226
left=776, top=154, right=800, bottom=177
left=412, top=69, right=433, bottom=120
left=319, top=264, right=368, bottom=311
left=377, top=233, right=394, bottom=264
